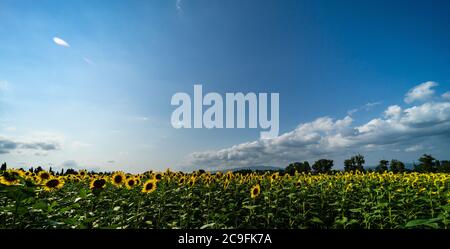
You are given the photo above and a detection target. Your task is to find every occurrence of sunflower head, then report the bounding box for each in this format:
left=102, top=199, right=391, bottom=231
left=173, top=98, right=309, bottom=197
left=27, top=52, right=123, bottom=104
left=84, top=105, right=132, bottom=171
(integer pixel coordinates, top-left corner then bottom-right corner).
left=223, top=179, right=230, bottom=189
left=270, top=173, right=279, bottom=181
left=0, top=171, right=21, bottom=186
left=43, top=177, right=64, bottom=191
left=78, top=170, right=87, bottom=179
left=250, top=184, right=261, bottom=198
left=188, top=177, right=196, bottom=187
left=111, top=171, right=126, bottom=186
left=90, top=178, right=107, bottom=190
left=154, top=173, right=163, bottom=181
left=142, top=179, right=157, bottom=193
left=38, top=171, right=52, bottom=182
left=125, top=178, right=136, bottom=189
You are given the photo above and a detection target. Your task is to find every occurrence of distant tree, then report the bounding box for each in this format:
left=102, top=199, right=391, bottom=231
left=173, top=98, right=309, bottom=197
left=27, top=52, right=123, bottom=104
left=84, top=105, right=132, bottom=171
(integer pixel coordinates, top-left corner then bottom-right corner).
left=312, top=159, right=333, bottom=174
left=298, top=161, right=311, bottom=173
left=65, top=168, right=77, bottom=175
left=415, top=154, right=437, bottom=172
left=34, top=166, right=43, bottom=173
left=29, top=167, right=34, bottom=173
left=437, top=160, right=450, bottom=173
left=344, top=159, right=352, bottom=172
left=344, top=154, right=365, bottom=172
left=390, top=159, right=406, bottom=173
left=1, top=162, right=7, bottom=171
left=234, top=169, right=252, bottom=175
left=285, top=161, right=311, bottom=175
left=376, top=160, right=389, bottom=172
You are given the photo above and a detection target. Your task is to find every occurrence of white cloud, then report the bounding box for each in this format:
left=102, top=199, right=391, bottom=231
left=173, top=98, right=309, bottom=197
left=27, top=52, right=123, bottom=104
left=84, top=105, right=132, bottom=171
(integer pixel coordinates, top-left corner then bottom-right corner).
left=384, top=105, right=402, bottom=119
left=442, top=92, right=450, bottom=100
left=405, top=144, right=423, bottom=152
left=53, top=37, right=70, bottom=47
left=83, top=57, right=94, bottom=65
left=347, top=101, right=381, bottom=115
left=404, top=81, right=438, bottom=103
left=176, top=0, right=183, bottom=15
left=187, top=83, right=450, bottom=169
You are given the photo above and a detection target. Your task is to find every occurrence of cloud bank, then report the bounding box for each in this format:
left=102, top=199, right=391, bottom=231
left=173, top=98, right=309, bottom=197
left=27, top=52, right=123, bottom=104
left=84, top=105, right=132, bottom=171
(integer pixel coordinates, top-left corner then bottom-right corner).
left=0, top=137, right=60, bottom=154
left=187, top=82, right=450, bottom=169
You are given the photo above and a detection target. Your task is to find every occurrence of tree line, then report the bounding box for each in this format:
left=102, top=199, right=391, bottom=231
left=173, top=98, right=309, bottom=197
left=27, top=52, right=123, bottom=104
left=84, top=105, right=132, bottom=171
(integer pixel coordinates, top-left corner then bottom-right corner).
left=1, top=153, right=449, bottom=176
left=283, top=154, right=450, bottom=175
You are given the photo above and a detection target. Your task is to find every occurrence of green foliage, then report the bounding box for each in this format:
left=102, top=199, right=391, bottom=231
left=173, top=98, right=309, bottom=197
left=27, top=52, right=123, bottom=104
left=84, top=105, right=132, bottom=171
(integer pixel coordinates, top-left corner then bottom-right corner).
left=285, top=161, right=311, bottom=175
left=376, top=160, right=389, bottom=173
left=415, top=154, right=438, bottom=173
left=344, top=154, right=365, bottom=172
left=1, top=170, right=449, bottom=229
left=312, top=159, right=334, bottom=174
left=390, top=159, right=406, bottom=173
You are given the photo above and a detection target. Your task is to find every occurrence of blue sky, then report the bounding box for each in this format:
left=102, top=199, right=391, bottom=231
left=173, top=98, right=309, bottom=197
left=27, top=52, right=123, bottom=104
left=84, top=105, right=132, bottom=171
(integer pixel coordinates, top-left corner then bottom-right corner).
left=1, top=0, right=450, bottom=172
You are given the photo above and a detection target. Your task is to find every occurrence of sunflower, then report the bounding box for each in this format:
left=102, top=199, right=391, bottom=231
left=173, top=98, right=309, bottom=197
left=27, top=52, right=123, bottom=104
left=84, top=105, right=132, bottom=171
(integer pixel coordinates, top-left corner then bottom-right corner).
left=225, top=171, right=233, bottom=180
left=38, top=171, right=51, bottom=182
left=125, top=178, right=137, bottom=189
left=142, top=179, right=157, bottom=193
left=78, top=170, right=87, bottom=179
left=90, top=178, right=107, bottom=190
left=223, top=179, right=230, bottom=189
left=250, top=184, right=261, bottom=198
left=188, top=177, right=196, bottom=187
left=270, top=173, right=279, bottom=182
left=0, top=171, right=21, bottom=186
left=154, top=173, right=163, bottom=181
left=43, top=177, right=64, bottom=191
left=111, top=171, right=126, bottom=186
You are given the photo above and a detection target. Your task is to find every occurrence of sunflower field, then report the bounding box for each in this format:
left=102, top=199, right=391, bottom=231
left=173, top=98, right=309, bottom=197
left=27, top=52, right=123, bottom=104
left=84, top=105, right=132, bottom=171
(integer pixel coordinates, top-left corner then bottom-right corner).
left=1, top=168, right=449, bottom=229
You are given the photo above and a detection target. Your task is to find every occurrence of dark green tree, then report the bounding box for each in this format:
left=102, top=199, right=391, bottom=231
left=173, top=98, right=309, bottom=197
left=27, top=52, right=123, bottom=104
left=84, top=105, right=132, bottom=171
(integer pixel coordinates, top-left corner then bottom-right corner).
left=390, top=159, right=406, bottom=173
left=375, top=160, right=389, bottom=172
left=415, top=154, right=437, bottom=172
left=312, top=159, right=333, bottom=174
left=344, top=154, right=365, bottom=172
left=285, top=161, right=311, bottom=175
left=436, top=160, right=450, bottom=173
left=0, top=162, right=6, bottom=171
